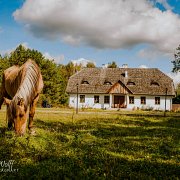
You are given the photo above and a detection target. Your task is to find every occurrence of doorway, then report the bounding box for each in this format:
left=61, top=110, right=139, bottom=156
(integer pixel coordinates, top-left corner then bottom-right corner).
left=114, top=95, right=125, bottom=108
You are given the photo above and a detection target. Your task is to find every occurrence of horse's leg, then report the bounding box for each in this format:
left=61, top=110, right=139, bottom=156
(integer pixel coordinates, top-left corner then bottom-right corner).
left=28, top=94, right=39, bottom=134
left=8, top=121, right=13, bottom=130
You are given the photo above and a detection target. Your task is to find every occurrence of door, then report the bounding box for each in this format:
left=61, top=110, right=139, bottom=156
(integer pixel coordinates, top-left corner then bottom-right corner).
left=114, top=96, right=125, bottom=108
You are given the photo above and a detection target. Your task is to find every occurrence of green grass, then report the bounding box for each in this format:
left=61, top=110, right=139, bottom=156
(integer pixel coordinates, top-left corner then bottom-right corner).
left=0, top=107, right=179, bottom=179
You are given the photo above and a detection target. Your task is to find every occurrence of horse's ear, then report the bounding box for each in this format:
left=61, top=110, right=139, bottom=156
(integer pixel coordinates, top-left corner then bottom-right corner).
left=18, top=98, right=25, bottom=107
left=4, top=97, right=11, bottom=105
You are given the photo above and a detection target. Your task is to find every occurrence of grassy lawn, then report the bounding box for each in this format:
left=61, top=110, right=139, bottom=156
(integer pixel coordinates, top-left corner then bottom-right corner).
left=0, top=107, right=179, bottom=179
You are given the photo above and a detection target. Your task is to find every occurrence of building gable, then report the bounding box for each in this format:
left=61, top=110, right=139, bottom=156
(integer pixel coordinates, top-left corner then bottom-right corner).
left=107, top=81, right=131, bottom=94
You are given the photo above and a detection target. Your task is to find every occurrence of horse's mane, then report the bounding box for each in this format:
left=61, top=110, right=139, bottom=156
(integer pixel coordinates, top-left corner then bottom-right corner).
left=10, top=60, right=41, bottom=110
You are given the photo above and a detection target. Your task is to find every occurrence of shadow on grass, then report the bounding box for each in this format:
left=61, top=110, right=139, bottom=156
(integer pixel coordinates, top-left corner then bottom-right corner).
left=120, top=116, right=180, bottom=128
left=117, top=112, right=180, bottom=118
left=35, top=116, right=180, bottom=142
left=0, top=115, right=179, bottom=179
left=0, top=142, right=179, bottom=179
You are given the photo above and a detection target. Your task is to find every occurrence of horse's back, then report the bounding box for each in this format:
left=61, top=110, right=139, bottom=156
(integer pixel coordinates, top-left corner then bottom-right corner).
left=2, top=60, right=43, bottom=99
left=21, top=59, right=44, bottom=93
left=4, top=65, right=21, bottom=97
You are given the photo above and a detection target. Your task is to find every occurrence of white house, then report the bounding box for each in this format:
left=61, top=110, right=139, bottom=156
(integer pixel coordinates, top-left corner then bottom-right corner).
left=66, top=67, right=175, bottom=111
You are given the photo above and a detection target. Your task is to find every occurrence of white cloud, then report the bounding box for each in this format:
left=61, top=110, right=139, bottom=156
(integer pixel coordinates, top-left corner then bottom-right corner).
left=71, top=58, right=96, bottom=67
left=168, top=72, right=180, bottom=88
left=139, top=64, right=148, bottom=68
left=13, top=0, right=180, bottom=54
left=0, top=42, right=29, bottom=55
left=137, top=46, right=171, bottom=60
left=43, top=52, right=53, bottom=60
left=43, top=52, right=64, bottom=64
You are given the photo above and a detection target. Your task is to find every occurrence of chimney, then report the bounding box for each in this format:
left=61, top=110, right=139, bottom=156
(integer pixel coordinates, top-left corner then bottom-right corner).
left=125, top=70, right=128, bottom=78
left=102, top=64, right=107, bottom=69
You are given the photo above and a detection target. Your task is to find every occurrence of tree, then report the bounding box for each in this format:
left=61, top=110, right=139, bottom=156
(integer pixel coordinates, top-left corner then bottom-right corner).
left=107, top=61, right=117, bottom=68
left=172, top=45, right=180, bottom=73
left=171, top=45, right=180, bottom=104
left=172, top=84, right=180, bottom=104
left=0, top=55, right=10, bottom=84
left=86, top=62, right=96, bottom=68
left=9, top=45, right=31, bottom=66
left=59, top=62, right=82, bottom=81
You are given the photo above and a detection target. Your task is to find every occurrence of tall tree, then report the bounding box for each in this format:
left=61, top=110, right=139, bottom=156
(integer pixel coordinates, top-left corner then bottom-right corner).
left=86, top=62, right=96, bottom=68
left=171, top=45, right=180, bottom=104
left=9, top=45, right=31, bottom=66
left=107, top=61, right=117, bottom=68
left=172, top=45, right=180, bottom=73
left=172, top=83, right=180, bottom=104
left=60, top=62, right=82, bottom=80
left=0, top=55, right=10, bottom=84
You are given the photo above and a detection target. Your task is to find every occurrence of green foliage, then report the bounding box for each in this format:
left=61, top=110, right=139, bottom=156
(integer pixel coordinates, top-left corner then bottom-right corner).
left=172, top=83, right=180, bottom=104
left=0, top=45, right=70, bottom=106
left=59, top=62, right=82, bottom=80
left=0, top=55, right=10, bottom=84
left=58, top=62, right=82, bottom=100
left=0, top=109, right=179, bottom=179
left=86, top=62, right=96, bottom=68
left=107, top=61, right=117, bottom=68
left=172, top=44, right=180, bottom=73
left=172, top=95, right=180, bottom=104
left=176, top=84, right=180, bottom=96
left=172, top=84, right=180, bottom=104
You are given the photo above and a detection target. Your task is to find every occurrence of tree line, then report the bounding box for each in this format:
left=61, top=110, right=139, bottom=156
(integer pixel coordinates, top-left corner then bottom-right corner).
left=172, top=45, right=180, bottom=103
left=0, top=44, right=180, bottom=106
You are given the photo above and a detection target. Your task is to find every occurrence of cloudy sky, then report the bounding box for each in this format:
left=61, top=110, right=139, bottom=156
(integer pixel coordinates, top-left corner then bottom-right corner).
left=0, top=0, right=180, bottom=76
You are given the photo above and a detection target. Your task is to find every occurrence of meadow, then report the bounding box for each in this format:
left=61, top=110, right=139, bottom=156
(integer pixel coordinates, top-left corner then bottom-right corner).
left=0, top=107, right=179, bottom=179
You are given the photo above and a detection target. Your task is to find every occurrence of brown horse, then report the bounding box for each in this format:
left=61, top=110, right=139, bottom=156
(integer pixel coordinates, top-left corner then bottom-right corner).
left=0, top=59, right=43, bottom=135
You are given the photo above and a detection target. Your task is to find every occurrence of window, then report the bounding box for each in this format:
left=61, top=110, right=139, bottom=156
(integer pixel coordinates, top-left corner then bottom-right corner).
left=94, top=95, right=99, bottom=103
left=81, top=80, right=89, bottom=84
left=127, top=81, right=135, bottom=85
left=104, top=81, right=112, bottom=85
left=80, top=95, right=85, bottom=103
left=129, top=96, right=134, bottom=104
left=104, top=96, right=110, bottom=104
left=151, top=81, right=159, bottom=86
left=155, top=97, right=160, bottom=105
left=141, top=97, right=146, bottom=104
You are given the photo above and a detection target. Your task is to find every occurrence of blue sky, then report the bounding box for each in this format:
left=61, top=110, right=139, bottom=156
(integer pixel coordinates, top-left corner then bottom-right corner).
left=0, top=0, right=180, bottom=76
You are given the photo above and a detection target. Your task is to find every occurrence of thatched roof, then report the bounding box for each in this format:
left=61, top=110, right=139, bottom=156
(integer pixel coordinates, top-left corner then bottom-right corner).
left=66, top=68, right=175, bottom=96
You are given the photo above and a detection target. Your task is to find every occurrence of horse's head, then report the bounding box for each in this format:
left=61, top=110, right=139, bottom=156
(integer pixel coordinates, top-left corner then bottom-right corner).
left=4, top=97, right=28, bottom=136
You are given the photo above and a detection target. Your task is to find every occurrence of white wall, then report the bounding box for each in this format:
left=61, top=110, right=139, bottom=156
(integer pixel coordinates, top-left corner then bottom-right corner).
left=69, top=94, right=111, bottom=109
left=127, top=95, right=173, bottom=111
left=69, top=94, right=173, bottom=110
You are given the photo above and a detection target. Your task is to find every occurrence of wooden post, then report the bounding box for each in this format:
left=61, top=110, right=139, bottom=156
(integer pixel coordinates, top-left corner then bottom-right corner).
left=164, top=88, right=168, bottom=117
left=76, top=83, right=79, bottom=114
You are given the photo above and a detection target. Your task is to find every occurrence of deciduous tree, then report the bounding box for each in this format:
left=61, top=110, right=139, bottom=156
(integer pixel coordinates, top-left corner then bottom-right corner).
left=86, top=62, right=96, bottom=68
left=107, top=61, right=117, bottom=68
left=172, top=45, right=180, bottom=73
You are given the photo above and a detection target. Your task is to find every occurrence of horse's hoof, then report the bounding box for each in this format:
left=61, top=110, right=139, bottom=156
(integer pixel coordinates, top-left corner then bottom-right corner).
left=7, top=127, right=13, bottom=131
